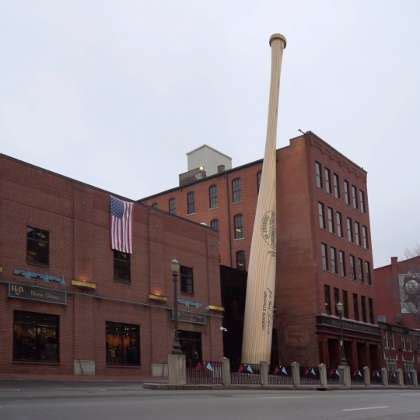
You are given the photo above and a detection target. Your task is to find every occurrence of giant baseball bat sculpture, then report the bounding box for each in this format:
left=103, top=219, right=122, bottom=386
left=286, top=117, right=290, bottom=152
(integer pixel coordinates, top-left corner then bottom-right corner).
left=241, top=34, right=286, bottom=364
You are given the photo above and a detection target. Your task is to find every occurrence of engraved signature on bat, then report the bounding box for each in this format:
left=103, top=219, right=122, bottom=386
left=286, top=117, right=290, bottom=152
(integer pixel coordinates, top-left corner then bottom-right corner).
left=261, top=210, right=276, bottom=256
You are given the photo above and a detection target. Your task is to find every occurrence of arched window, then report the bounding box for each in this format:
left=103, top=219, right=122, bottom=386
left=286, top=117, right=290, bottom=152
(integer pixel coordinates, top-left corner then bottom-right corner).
left=210, top=219, right=219, bottom=232
left=236, top=251, right=246, bottom=270
left=209, top=185, right=218, bottom=208
left=232, top=178, right=241, bottom=203
left=233, top=214, right=244, bottom=239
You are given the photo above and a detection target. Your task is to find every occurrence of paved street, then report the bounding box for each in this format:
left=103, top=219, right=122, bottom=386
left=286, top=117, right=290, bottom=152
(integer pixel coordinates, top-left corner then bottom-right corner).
left=0, top=382, right=420, bottom=420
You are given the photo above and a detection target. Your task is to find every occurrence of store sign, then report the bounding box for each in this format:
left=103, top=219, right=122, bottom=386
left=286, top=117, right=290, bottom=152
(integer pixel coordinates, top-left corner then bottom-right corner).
left=171, top=310, right=207, bottom=325
left=13, top=269, right=65, bottom=285
left=8, top=283, right=67, bottom=305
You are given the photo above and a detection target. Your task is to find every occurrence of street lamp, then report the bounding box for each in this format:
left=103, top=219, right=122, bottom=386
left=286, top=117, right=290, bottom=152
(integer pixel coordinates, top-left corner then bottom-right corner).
left=336, top=301, right=348, bottom=366
left=171, top=258, right=183, bottom=355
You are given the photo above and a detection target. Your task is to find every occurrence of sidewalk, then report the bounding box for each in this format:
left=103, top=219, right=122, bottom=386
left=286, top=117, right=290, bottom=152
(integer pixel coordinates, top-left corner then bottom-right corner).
left=0, top=373, right=167, bottom=386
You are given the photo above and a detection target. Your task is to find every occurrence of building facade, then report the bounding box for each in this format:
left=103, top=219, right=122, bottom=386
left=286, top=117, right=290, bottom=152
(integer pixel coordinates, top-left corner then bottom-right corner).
left=375, top=256, right=420, bottom=372
left=141, top=131, right=381, bottom=371
left=0, top=153, right=223, bottom=376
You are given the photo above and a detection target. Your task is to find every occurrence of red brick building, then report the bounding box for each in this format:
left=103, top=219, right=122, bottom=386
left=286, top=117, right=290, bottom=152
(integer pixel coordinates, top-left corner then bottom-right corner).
left=375, top=256, right=420, bottom=372
left=0, top=153, right=223, bottom=376
left=141, top=131, right=381, bottom=371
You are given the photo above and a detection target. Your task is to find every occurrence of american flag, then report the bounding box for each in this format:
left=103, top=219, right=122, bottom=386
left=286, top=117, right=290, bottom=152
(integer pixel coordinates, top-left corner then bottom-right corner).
left=110, top=195, right=133, bottom=254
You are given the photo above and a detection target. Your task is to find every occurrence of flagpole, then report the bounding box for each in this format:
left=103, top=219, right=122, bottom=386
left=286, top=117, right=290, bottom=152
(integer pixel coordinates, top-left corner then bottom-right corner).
left=241, top=33, right=286, bottom=364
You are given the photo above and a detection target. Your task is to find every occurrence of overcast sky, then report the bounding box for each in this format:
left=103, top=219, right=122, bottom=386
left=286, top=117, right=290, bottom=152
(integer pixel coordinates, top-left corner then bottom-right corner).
left=1, top=1, right=419, bottom=267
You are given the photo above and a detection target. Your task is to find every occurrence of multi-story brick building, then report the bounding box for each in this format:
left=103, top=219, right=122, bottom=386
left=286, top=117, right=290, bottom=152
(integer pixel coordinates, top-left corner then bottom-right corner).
left=0, top=153, right=223, bottom=376
left=141, top=131, right=381, bottom=372
left=375, top=256, right=420, bottom=372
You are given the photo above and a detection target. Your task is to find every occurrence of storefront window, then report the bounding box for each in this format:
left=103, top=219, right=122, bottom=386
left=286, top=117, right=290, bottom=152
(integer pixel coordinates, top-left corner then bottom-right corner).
left=13, top=311, right=59, bottom=363
left=106, top=322, right=140, bottom=366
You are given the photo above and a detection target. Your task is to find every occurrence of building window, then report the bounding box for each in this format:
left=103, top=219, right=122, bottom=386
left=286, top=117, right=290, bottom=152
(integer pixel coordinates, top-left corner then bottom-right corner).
left=346, top=217, right=353, bottom=242
left=236, top=251, right=246, bottom=270
left=209, top=185, right=218, bottom=208
left=338, top=250, right=346, bottom=277
left=327, top=207, right=335, bottom=234
left=321, top=243, right=329, bottom=272
left=233, top=214, right=244, bottom=239
left=210, top=219, right=219, bottom=232
left=106, top=322, right=140, bottom=366
left=333, top=288, right=340, bottom=315
left=362, top=226, right=369, bottom=249
left=361, top=296, right=367, bottom=322
left=368, top=298, right=374, bottom=324
left=336, top=212, right=343, bottom=237
left=358, top=257, right=364, bottom=282
left=187, top=191, right=195, bottom=214
left=151, top=202, right=158, bottom=208
left=315, top=161, right=323, bottom=188
left=114, top=251, right=131, bottom=283
left=343, top=290, right=349, bottom=318
left=333, top=173, right=340, bottom=198
left=344, top=180, right=350, bottom=205
left=257, top=171, right=262, bottom=193
left=354, top=221, right=361, bottom=246
left=330, top=247, right=337, bottom=274
left=353, top=293, right=359, bottom=321
left=349, top=255, right=356, bottom=280
left=169, top=198, right=176, bottom=215
left=324, top=285, right=332, bottom=315
left=318, top=202, right=326, bottom=229
left=180, top=265, right=194, bottom=294
left=232, top=178, right=241, bottom=203
left=324, top=167, right=332, bottom=194
left=359, top=190, right=366, bottom=213
left=27, top=226, right=49, bottom=266
left=13, top=311, right=59, bottom=363
left=351, top=185, right=358, bottom=209
left=364, top=261, right=372, bottom=285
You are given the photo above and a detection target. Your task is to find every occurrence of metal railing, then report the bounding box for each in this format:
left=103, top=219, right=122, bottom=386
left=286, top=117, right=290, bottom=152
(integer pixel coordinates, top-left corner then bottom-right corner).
left=231, top=363, right=261, bottom=385
left=403, top=370, right=415, bottom=386
left=371, top=369, right=382, bottom=384
left=351, top=368, right=364, bottom=385
left=388, top=369, right=399, bottom=385
left=327, top=368, right=341, bottom=384
left=299, top=366, right=320, bottom=385
left=268, top=365, right=293, bottom=385
left=186, top=361, right=223, bottom=385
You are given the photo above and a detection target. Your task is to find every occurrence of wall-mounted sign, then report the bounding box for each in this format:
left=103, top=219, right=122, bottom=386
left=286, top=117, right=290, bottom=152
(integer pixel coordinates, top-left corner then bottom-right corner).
left=177, top=298, right=203, bottom=309
left=171, top=310, right=207, bottom=325
left=399, top=273, right=420, bottom=314
left=13, top=269, right=65, bottom=285
left=8, top=283, right=67, bottom=305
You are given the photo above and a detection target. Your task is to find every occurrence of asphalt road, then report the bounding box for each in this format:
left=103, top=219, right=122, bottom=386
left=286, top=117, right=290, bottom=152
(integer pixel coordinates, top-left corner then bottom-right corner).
left=0, top=383, right=420, bottom=420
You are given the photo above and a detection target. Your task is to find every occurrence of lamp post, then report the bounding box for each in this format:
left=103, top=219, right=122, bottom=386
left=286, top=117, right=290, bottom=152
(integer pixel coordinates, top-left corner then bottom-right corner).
left=171, top=258, right=183, bottom=355
left=336, top=301, right=348, bottom=366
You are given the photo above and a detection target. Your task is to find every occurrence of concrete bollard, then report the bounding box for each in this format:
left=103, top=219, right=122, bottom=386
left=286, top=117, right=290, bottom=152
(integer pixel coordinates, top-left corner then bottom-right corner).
left=338, top=365, right=351, bottom=387
left=411, top=370, right=418, bottom=387
left=220, top=357, right=231, bottom=386
left=168, top=354, right=186, bottom=385
left=363, top=366, right=371, bottom=386
left=260, top=361, right=269, bottom=386
left=318, top=363, right=327, bottom=387
left=397, top=368, right=404, bottom=386
left=381, top=368, right=388, bottom=386
left=291, top=362, right=300, bottom=387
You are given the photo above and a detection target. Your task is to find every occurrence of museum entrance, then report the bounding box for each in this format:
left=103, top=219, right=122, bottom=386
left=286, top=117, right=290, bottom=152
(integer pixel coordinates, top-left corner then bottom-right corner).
left=178, top=330, right=202, bottom=367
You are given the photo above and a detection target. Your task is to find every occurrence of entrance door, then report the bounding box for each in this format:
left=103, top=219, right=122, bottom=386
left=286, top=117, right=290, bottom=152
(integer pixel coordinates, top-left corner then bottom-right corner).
left=357, top=342, right=367, bottom=369
left=328, top=339, right=339, bottom=368
left=178, top=330, right=202, bottom=368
